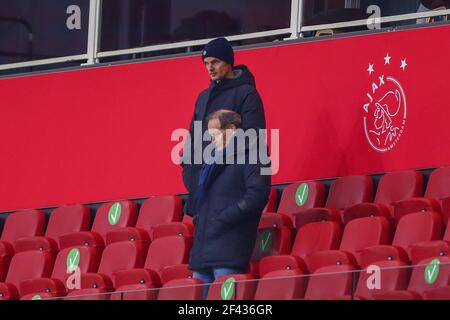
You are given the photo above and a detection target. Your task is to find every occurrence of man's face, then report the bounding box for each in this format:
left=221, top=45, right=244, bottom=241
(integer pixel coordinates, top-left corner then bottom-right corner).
left=203, top=57, right=232, bottom=81
left=207, top=118, right=236, bottom=150
left=208, top=118, right=226, bottom=150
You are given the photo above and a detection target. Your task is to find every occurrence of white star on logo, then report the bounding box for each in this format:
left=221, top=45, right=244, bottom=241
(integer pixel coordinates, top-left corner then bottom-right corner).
left=384, top=53, right=391, bottom=65
left=367, top=64, right=375, bottom=75
left=400, top=59, right=408, bottom=71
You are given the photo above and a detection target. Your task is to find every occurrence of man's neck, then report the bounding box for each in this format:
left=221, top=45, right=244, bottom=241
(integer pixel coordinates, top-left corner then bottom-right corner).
left=216, top=69, right=235, bottom=83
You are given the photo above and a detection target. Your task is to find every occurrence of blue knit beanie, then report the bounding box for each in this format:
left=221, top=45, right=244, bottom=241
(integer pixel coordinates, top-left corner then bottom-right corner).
left=202, top=38, right=234, bottom=66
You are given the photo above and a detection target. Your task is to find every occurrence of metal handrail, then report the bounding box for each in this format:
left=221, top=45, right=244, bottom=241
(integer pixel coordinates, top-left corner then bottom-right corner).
left=0, top=1, right=450, bottom=73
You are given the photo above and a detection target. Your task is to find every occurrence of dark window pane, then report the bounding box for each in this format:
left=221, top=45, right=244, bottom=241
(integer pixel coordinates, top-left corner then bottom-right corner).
left=100, top=0, right=291, bottom=52
left=303, top=0, right=424, bottom=36
left=0, top=0, right=89, bottom=67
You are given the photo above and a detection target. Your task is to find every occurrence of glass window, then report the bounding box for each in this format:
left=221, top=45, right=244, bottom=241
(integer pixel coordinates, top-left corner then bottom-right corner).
left=0, top=0, right=89, bottom=62
left=303, top=0, right=430, bottom=37
left=0, top=0, right=89, bottom=75
left=100, top=0, right=291, bottom=52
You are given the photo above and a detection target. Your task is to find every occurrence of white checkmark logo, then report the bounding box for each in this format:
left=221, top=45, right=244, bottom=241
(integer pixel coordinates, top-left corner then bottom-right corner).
left=261, top=231, right=272, bottom=251
left=297, top=185, right=307, bottom=205
left=425, top=259, right=440, bottom=284
left=221, top=278, right=236, bottom=300
left=427, top=264, right=437, bottom=281
left=110, top=204, right=119, bottom=223
left=68, top=250, right=79, bottom=271
left=223, top=282, right=233, bottom=299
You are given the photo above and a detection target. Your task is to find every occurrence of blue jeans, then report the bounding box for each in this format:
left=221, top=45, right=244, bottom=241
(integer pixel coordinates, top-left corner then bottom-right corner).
left=193, top=267, right=245, bottom=300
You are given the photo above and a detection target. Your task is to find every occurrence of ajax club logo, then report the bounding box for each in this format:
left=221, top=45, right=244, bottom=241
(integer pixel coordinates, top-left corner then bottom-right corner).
left=363, top=54, right=408, bottom=153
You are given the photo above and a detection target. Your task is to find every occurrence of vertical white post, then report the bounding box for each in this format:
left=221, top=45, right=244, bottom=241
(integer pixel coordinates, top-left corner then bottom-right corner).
left=288, top=0, right=304, bottom=39
left=86, top=0, right=102, bottom=65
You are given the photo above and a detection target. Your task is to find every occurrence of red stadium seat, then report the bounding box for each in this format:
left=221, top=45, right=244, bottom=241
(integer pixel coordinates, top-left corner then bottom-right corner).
left=394, top=198, right=441, bottom=224
left=67, top=240, right=147, bottom=299
left=258, top=221, right=342, bottom=276
left=254, top=269, right=307, bottom=300
left=208, top=274, right=257, bottom=300
left=0, top=248, right=55, bottom=300
left=65, top=273, right=113, bottom=300
left=160, top=264, right=193, bottom=284
left=394, top=167, right=450, bottom=225
left=0, top=210, right=46, bottom=251
left=158, top=278, right=203, bottom=300
left=343, top=171, right=423, bottom=223
left=410, top=223, right=450, bottom=265
left=305, top=216, right=393, bottom=270
left=296, top=176, right=373, bottom=228
left=19, top=245, right=102, bottom=298
left=354, top=261, right=411, bottom=300
left=103, top=196, right=183, bottom=244
left=152, top=222, right=194, bottom=240
left=58, top=200, right=138, bottom=246
left=14, top=204, right=91, bottom=251
left=273, top=181, right=325, bottom=226
left=251, top=214, right=292, bottom=261
left=423, top=286, right=450, bottom=300
left=407, top=257, right=450, bottom=294
left=304, top=264, right=356, bottom=300
left=342, top=203, right=391, bottom=225
left=359, top=211, right=442, bottom=266
left=0, top=210, right=47, bottom=282
left=372, top=256, right=450, bottom=300
left=113, top=236, right=191, bottom=298
left=135, top=196, right=183, bottom=239
left=375, top=171, right=423, bottom=214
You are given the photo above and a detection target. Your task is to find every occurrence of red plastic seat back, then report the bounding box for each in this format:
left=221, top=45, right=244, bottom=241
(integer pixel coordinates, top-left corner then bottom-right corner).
left=136, top=196, right=183, bottom=230
left=326, top=176, right=373, bottom=210
left=97, top=241, right=147, bottom=283
left=158, top=278, right=203, bottom=300
left=46, top=205, right=91, bottom=241
left=91, top=201, right=138, bottom=240
left=354, top=260, right=411, bottom=299
left=291, top=221, right=342, bottom=260
left=144, top=236, right=191, bottom=276
left=304, top=265, right=355, bottom=300
left=375, top=171, right=423, bottom=214
left=207, top=274, right=257, bottom=300
left=277, top=182, right=325, bottom=215
left=51, top=246, right=102, bottom=284
left=5, top=251, right=54, bottom=292
left=425, top=167, right=450, bottom=201
left=339, top=217, right=393, bottom=264
left=1, top=210, right=46, bottom=246
left=254, top=270, right=306, bottom=300
left=408, top=257, right=450, bottom=294
left=423, top=286, right=450, bottom=300
left=393, top=212, right=443, bottom=257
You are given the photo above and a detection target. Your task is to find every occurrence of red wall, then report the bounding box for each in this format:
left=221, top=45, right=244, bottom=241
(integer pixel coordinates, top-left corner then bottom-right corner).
left=1, top=24, right=450, bottom=212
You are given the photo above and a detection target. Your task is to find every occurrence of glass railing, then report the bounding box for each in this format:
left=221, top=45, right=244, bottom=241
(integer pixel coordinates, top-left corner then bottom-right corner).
left=36, top=260, right=450, bottom=300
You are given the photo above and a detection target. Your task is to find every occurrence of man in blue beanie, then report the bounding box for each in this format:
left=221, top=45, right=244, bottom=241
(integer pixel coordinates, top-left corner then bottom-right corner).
left=181, top=37, right=267, bottom=297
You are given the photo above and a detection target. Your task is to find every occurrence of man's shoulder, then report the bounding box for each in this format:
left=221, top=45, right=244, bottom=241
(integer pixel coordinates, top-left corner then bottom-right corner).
left=197, top=87, right=211, bottom=98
